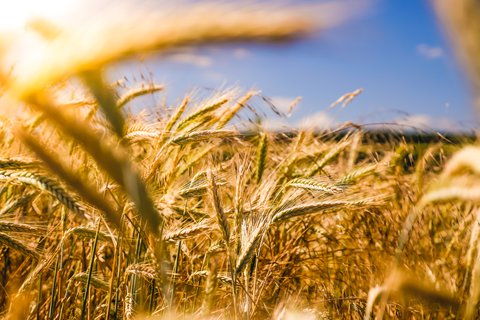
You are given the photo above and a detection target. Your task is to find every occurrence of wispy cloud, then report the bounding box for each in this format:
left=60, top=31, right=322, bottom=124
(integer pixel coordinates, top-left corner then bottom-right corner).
left=416, top=44, right=443, bottom=59
left=297, top=111, right=337, bottom=130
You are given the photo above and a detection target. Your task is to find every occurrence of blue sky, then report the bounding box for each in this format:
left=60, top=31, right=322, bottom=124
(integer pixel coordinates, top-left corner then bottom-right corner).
left=110, top=0, right=475, bottom=131
left=1, top=0, right=474, bottom=131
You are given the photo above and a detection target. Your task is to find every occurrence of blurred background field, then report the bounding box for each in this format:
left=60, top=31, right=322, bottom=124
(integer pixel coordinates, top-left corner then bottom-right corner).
left=0, top=1, right=480, bottom=319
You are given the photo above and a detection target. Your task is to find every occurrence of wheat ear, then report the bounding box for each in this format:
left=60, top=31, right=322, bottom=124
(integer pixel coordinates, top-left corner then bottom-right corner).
left=208, top=170, right=230, bottom=243
left=272, top=199, right=382, bottom=223
left=19, top=129, right=121, bottom=228
left=0, top=170, right=86, bottom=219
left=176, top=98, right=228, bottom=131
left=0, top=221, right=44, bottom=235
left=287, top=178, right=344, bottom=194
left=64, top=226, right=113, bottom=242
left=172, top=130, right=238, bottom=145
left=27, top=94, right=162, bottom=236
left=235, top=224, right=264, bottom=275
left=163, top=223, right=210, bottom=242
left=216, top=91, right=256, bottom=129
left=0, top=158, right=40, bottom=169
left=125, top=264, right=157, bottom=280
left=70, top=273, right=109, bottom=291
left=307, top=139, right=350, bottom=177
left=116, top=83, right=164, bottom=109
left=164, top=97, right=189, bottom=134
left=0, top=232, right=40, bottom=261
left=255, top=132, right=268, bottom=184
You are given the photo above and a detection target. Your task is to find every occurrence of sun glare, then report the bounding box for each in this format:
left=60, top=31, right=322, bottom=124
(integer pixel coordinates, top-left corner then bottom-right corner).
left=0, top=0, right=77, bottom=32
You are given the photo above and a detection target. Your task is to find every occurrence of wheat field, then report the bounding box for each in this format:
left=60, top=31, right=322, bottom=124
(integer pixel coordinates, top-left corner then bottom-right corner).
left=0, top=1, right=479, bottom=319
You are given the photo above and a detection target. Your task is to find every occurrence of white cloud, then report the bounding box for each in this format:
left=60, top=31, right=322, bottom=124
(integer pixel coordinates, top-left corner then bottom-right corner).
left=167, top=52, right=213, bottom=68
left=269, top=96, right=302, bottom=117
left=313, top=0, right=375, bottom=30
left=202, top=71, right=225, bottom=82
left=394, top=114, right=432, bottom=128
left=393, top=114, right=461, bottom=131
left=232, top=48, right=250, bottom=59
left=262, top=118, right=290, bottom=131
left=269, top=96, right=295, bottom=113
left=417, top=44, right=444, bottom=59
left=297, top=111, right=337, bottom=130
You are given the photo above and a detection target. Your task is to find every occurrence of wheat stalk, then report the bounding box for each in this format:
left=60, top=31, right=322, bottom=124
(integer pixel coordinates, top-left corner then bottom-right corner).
left=82, top=70, right=126, bottom=137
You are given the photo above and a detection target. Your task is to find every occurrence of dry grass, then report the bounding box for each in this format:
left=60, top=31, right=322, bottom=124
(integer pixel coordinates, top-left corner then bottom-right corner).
left=0, top=0, right=478, bottom=319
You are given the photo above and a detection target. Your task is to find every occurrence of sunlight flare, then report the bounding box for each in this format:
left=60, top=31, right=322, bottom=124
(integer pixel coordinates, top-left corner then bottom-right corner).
left=0, top=0, right=77, bottom=32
